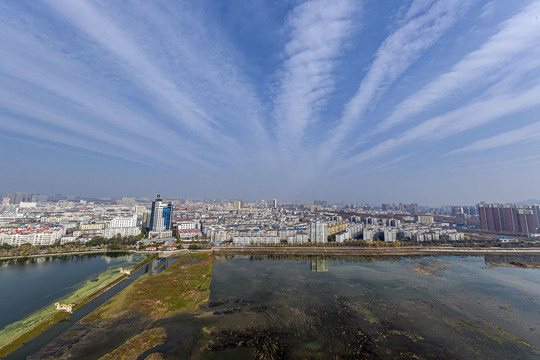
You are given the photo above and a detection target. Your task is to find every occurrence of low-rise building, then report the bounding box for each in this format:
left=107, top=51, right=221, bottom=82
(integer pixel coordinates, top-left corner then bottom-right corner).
left=232, top=236, right=281, bottom=246
left=0, top=225, right=66, bottom=246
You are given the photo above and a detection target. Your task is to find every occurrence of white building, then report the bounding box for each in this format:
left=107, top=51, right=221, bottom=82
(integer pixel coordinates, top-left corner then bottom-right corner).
left=309, top=222, right=327, bottom=243
left=104, top=227, right=141, bottom=238
left=287, top=234, right=308, bottom=244
left=109, top=215, right=137, bottom=228
left=383, top=229, right=396, bottom=242
left=177, top=221, right=199, bottom=230
left=232, top=236, right=281, bottom=246
left=336, top=232, right=350, bottom=243
left=363, top=228, right=375, bottom=241
left=0, top=226, right=66, bottom=246
left=60, top=236, right=77, bottom=244
left=19, top=202, right=37, bottom=208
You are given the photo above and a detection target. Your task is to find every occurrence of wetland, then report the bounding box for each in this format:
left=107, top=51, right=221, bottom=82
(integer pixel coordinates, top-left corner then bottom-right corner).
left=3, top=253, right=540, bottom=359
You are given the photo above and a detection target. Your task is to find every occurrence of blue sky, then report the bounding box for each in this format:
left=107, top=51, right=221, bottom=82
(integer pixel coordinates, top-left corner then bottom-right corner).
left=1, top=0, right=540, bottom=206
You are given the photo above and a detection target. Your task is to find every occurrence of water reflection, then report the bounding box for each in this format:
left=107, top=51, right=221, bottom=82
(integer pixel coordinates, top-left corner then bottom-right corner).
left=309, top=257, right=328, bottom=272
left=146, top=257, right=178, bottom=275
left=195, top=254, right=540, bottom=359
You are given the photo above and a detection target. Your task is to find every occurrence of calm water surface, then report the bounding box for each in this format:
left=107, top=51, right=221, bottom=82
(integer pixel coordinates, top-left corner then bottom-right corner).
left=0, top=253, right=146, bottom=343
left=151, top=254, right=540, bottom=359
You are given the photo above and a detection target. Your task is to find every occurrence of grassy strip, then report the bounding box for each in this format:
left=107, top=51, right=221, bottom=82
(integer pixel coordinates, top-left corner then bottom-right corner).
left=0, top=311, right=69, bottom=358
left=0, top=254, right=152, bottom=358
left=99, top=327, right=166, bottom=360
left=83, top=253, right=214, bottom=325
left=144, top=353, right=165, bottom=360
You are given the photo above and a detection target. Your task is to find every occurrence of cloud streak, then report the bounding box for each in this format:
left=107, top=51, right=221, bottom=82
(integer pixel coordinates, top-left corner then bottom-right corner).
left=449, top=121, right=540, bottom=155
left=338, top=81, right=540, bottom=170
left=376, top=0, right=540, bottom=133
left=43, top=0, right=238, bottom=149
left=319, top=0, right=471, bottom=162
left=1, top=1, right=540, bottom=202
left=274, top=0, right=358, bottom=153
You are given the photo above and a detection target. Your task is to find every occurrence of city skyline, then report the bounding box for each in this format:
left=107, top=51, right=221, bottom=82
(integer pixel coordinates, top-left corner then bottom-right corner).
left=1, top=1, right=540, bottom=205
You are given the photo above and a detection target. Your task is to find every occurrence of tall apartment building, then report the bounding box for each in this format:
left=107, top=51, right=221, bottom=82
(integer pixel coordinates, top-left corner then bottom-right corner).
left=478, top=203, right=537, bottom=235
left=309, top=222, right=328, bottom=243
left=232, top=200, right=242, bottom=210
left=533, top=205, right=540, bottom=232
left=8, top=192, right=32, bottom=205
left=415, top=215, right=434, bottom=225
left=31, top=194, right=48, bottom=202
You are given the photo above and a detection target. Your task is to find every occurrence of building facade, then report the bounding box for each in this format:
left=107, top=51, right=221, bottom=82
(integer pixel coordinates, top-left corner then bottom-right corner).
left=478, top=202, right=537, bottom=235
left=309, top=222, right=328, bottom=243
left=149, top=194, right=173, bottom=232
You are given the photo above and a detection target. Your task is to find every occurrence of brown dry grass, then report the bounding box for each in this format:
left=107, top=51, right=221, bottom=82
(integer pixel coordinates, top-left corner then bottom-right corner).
left=99, top=327, right=166, bottom=360
left=83, top=253, right=214, bottom=325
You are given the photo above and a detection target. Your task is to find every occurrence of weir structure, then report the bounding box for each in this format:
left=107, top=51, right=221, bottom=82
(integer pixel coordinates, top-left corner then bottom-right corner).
left=119, top=267, right=131, bottom=275
left=54, top=303, right=74, bottom=313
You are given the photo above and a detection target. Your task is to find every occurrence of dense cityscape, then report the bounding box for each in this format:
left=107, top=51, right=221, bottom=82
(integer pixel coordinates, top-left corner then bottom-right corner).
left=2, top=192, right=539, bottom=254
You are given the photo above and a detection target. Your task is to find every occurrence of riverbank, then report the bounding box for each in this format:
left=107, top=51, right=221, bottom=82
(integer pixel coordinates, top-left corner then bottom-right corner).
left=0, top=249, right=134, bottom=261
left=30, top=253, right=214, bottom=359
left=0, top=253, right=155, bottom=358
left=210, top=246, right=540, bottom=256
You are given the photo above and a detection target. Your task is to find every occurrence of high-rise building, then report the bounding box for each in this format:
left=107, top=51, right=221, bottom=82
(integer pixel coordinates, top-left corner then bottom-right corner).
left=309, top=222, right=328, bottom=243
left=31, top=194, right=48, bottom=202
left=8, top=192, right=32, bottom=205
left=273, top=199, right=277, bottom=209
left=232, top=200, right=242, bottom=210
left=532, top=205, right=540, bottom=232
left=149, top=193, right=173, bottom=232
left=478, top=203, right=536, bottom=235
left=407, top=203, right=419, bottom=214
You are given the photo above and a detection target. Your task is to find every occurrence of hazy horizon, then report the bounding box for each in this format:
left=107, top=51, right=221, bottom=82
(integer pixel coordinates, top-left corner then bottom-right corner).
left=1, top=1, right=539, bottom=206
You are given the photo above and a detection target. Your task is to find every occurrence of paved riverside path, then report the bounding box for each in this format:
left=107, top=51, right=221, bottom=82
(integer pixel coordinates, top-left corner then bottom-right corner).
left=210, top=246, right=540, bottom=256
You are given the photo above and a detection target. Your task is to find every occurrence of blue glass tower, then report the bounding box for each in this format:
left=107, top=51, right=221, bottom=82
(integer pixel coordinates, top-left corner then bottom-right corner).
left=149, top=193, right=173, bottom=232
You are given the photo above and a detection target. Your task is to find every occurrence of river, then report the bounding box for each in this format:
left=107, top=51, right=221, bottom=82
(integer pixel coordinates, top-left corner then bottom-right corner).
left=0, top=253, right=148, bottom=349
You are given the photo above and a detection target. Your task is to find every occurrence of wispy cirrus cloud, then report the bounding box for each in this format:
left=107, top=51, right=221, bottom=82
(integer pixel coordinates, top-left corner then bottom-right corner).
left=330, top=0, right=540, bottom=172
left=2, top=0, right=540, bottom=202
left=115, top=1, right=271, bottom=149
left=448, top=121, right=540, bottom=155
left=461, top=154, right=540, bottom=174
left=274, top=0, right=358, bottom=153
left=375, top=0, right=540, bottom=133
left=0, top=21, right=214, bottom=169
left=43, top=0, right=234, bottom=147
left=0, top=0, right=273, bottom=172
left=319, top=0, right=472, bottom=162
left=338, top=81, right=540, bottom=170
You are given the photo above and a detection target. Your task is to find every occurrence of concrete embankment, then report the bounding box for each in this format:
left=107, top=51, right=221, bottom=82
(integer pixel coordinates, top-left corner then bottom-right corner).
left=0, top=249, right=135, bottom=261
left=210, top=246, right=540, bottom=256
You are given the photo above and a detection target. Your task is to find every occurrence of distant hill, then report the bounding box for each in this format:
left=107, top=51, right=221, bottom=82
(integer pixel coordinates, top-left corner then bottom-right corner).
left=516, top=199, right=540, bottom=205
